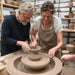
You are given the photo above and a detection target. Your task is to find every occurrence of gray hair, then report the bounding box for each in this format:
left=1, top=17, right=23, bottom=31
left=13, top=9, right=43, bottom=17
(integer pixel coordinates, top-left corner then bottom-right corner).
left=19, top=1, right=34, bottom=14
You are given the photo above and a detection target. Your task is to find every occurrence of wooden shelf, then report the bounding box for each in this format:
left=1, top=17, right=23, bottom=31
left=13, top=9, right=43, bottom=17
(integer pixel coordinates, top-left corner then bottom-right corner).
left=3, top=3, right=19, bottom=9
left=55, top=6, right=75, bottom=8
left=55, top=1, right=75, bottom=4
left=61, top=18, right=75, bottom=20
left=31, top=0, right=43, bottom=2
left=56, top=10, right=75, bottom=12
left=54, top=1, right=70, bottom=4
left=0, top=2, right=19, bottom=9
left=62, top=29, right=75, bottom=32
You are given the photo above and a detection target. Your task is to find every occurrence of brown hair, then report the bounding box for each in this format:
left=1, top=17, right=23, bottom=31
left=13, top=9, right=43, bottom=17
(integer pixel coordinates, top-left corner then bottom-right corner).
left=41, top=1, right=55, bottom=14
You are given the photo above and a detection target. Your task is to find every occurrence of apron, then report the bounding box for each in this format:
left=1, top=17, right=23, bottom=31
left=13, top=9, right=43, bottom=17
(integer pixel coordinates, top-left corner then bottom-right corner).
left=38, top=17, right=61, bottom=58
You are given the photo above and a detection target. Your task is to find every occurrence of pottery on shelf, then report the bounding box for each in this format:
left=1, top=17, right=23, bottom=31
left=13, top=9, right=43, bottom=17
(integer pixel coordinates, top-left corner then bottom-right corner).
left=64, top=15, right=69, bottom=18
left=12, top=1, right=19, bottom=6
left=69, top=1, right=73, bottom=7
left=53, top=0, right=56, bottom=4
left=71, top=40, right=75, bottom=46
left=62, top=50, right=69, bottom=55
left=5, top=0, right=12, bottom=4
left=69, top=12, right=74, bottom=18
left=66, top=44, right=75, bottom=53
left=57, top=9, right=61, bottom=12
left=10, top=11, right=16, bottom=15
left=69, top=22, right=74, bottom=29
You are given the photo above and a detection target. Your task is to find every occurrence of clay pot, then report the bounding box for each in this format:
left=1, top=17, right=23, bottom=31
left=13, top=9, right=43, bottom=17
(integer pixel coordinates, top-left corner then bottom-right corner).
left=29, top=46, right=41, bottom=61
left=69, top=22, right=74, bottom=29
left=5, top=0, right=12, bottom=4
left=62, top=50, right=69, bottom=55
left=69, top=2, right=73, bottom=7
left=53, top=0, right=56, bottom=4
left=69, top=12, right=74, bottom=18
left=71, top=40, right=75, bottom=45
left=57, top=9, right=61, bottom=12
left=64, top=15, right=69, bottom=18
left=66, top=44, right=75, bottom=53
left=10, top=11, right=16, bottom=15
left=12, top=1, right=19, bottom=6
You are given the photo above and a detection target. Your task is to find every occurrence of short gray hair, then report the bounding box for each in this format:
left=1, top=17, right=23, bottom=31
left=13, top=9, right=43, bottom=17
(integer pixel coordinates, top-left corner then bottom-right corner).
left=19, top=1, right=34, bottom=14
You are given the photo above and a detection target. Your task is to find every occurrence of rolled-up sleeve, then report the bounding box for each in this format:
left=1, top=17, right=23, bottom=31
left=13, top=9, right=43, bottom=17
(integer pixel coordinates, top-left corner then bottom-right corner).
left=54, top=17, right=63, bottom=33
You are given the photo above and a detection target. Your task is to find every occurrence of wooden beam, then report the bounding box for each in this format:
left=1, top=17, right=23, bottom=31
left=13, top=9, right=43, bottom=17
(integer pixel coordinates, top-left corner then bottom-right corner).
left=3, top=3, right=19, bottom=9
left=55, top=6, right=75, bottom=8
left=61, top=18, right=75, bottom=20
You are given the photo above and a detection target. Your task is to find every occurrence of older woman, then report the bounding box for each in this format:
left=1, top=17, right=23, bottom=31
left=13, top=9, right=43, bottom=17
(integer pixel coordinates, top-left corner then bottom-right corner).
left=1, top=2, right=33, bottom=56
left=30, top=1, right=63, bottom=58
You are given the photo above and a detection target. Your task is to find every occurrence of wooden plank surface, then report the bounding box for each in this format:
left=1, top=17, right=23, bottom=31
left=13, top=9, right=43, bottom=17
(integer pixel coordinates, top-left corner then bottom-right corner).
left=3, top=3, right=19, bottom=9
left=62, top=29, right=75, bottom=32
left=54, top=1, right=70, bottom=4
left=55, top=6, right=75, bottom=8
left=61, top=18, right=75, bottom=20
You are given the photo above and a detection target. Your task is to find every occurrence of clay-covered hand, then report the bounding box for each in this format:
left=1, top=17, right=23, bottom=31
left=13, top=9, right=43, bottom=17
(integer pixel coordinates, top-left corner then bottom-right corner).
left=22, top=42, right=30, bottom=53
left=30, top=40, right=37, bottom=48
left=48, top=48, right=56, bottom=58
left=61, top=54, right=72, bottom=62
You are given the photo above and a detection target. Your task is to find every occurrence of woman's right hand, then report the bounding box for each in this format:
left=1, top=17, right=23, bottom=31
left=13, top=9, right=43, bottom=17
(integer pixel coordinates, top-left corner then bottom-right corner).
left=30, top=40, right=37, bottom=48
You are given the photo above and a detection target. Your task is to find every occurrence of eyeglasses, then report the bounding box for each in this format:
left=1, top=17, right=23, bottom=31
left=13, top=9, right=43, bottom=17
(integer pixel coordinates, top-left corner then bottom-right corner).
left=22, top=14, right=31, bottom=20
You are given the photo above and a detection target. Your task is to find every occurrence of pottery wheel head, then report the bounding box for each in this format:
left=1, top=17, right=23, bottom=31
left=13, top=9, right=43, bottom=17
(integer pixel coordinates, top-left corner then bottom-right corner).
left=21, top=53, right=50, bottom=69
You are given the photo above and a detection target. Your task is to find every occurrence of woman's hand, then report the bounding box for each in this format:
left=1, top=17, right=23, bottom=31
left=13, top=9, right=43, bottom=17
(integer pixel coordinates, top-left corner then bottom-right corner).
left=30, top=40, right=37, bottom=48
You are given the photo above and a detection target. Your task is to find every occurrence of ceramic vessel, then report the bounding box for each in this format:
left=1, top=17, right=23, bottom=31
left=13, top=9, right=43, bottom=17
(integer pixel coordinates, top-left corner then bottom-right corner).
left=71, top=40, right=75, bottom=46
left=69, top=1, right=73, bottom=7
left=29, top=46, right=41, bottom=60
left=62, top=50, right=69, bottom=55
left=53, top=0, right=56, bottom=4
left=64, top=15, right=69, bottom=18
left=12, top=1, right=19, bottom=6
left=66, top=44, right=75, bottom=53
left=69, top=12, right=74, bottom=18
left=69, top=22, right=74, bottom=29
left=5, top=0, right=12, bottom=4
left=10, top=11, right=16, bottom=15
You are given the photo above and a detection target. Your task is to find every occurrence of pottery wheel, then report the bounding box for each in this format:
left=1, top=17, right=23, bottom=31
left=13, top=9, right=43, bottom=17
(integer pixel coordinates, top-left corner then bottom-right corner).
left=6, top=53, right=62, bottom=75
left=21, top=53, right=50, bottom=69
